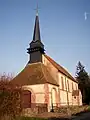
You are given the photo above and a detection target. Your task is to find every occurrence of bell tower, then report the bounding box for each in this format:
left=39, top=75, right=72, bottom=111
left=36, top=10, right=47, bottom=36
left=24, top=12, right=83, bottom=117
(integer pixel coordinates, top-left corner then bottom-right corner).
left=27, top=8, right=45, bottom=63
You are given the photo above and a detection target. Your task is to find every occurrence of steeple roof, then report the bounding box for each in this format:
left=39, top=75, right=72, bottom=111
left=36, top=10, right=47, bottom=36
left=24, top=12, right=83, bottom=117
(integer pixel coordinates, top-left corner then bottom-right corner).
left=27, top=11, right=45, bottom=63
left=32, top=13, right=41, bottom=42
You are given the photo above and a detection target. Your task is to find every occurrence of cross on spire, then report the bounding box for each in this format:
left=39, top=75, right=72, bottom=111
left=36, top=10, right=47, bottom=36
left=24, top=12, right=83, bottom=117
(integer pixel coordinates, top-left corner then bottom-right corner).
left=34, top=4, right=39, bottom=16
left=36, top=4, right=39, bottom=16
left=33, top=7, right=41, bottom=41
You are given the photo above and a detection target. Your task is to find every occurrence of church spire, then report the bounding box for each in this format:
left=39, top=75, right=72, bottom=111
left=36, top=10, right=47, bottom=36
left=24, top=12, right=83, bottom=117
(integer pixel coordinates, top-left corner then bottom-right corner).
left=32, top=11, right=41, bottom=42
left=27, top=8, right=45, bottom=64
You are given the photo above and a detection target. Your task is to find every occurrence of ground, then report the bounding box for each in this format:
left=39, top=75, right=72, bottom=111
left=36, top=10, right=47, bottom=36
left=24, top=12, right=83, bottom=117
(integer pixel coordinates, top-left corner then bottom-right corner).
left=72, top=112, right=90, bottom=120
left=34, top=111, right=90, bottom=120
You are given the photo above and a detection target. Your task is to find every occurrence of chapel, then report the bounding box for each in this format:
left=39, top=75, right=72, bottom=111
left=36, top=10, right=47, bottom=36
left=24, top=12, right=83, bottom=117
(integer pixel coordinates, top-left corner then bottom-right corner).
left=11, top=11, right=82, bottom=112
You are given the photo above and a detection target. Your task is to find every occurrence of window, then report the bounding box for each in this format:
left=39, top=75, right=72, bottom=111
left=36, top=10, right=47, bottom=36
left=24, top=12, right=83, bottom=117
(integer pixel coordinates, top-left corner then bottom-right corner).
left=72, top=82, right=74, bottom=91
left=75, top=84, right=77, bottom=90
left=67, top=80, right=70, bottom=91
left=61, top=77, right=64, bottom=90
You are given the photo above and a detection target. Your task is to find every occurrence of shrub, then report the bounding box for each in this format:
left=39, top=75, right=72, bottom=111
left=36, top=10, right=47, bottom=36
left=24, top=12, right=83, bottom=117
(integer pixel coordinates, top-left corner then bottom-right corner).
left=0, top=74, right=22, bottom=120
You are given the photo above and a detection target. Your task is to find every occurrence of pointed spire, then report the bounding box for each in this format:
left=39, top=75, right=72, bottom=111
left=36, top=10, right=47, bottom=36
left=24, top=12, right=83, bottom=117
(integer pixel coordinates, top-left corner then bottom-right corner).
left=27, top=6, right=45, bottom=64
left=32, top=5, right=41, bottom=42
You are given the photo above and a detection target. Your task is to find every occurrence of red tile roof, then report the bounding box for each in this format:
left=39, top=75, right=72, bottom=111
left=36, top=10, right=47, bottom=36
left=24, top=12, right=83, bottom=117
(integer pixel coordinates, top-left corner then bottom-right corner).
left=44, top=54, right=77, bottom=83
left=11, top=62, right=59, bottom=86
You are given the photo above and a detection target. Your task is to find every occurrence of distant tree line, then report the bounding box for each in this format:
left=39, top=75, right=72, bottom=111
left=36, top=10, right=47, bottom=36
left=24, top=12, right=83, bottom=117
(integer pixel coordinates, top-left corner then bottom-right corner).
left=76, top=61, right=90, bottom=105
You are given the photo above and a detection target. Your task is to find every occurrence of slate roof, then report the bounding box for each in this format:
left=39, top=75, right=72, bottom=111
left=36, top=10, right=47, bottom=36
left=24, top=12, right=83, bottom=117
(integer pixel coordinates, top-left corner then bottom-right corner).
left=11, top=62, right=59, bottom=86
left=33, top=15, right=41, bottom=42
left=44, top=54, right=77, bottom=83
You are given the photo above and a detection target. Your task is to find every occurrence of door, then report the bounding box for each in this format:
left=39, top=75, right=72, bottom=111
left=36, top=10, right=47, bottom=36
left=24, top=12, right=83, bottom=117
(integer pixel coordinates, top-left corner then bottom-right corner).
left=22, top=90, right=31, bottom=108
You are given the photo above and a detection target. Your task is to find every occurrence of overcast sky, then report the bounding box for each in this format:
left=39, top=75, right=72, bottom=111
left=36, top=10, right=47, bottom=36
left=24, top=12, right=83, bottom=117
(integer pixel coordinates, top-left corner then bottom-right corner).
left=0, top=0, right=90, bottom=77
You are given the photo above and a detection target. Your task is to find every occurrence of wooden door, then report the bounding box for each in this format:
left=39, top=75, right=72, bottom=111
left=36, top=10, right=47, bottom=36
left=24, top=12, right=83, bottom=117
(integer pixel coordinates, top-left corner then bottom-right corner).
left=22, top=90, right=31, bottom=108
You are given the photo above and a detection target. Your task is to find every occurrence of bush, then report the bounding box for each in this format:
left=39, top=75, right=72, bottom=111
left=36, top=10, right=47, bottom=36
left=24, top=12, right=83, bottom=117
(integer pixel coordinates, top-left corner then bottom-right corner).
left=0, top=74, right=22, bottom=120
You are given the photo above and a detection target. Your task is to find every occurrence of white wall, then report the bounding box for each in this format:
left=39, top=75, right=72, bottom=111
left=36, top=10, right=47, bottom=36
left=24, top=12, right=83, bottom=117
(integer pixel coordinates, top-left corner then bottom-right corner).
left=58, top=72, right=82, bottom=106
left=48, top=84, right=59, bottom=111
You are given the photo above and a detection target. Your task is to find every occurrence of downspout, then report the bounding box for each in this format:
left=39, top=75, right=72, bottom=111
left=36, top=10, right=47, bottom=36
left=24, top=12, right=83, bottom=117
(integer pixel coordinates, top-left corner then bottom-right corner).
left=51, top=88, right=54, bottom=112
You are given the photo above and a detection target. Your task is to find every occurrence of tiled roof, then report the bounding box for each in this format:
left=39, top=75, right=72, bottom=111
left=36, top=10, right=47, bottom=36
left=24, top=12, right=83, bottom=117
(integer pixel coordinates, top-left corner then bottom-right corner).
left=44, top=54, right=77, bottom=83
left=11, top=62, right=59, bottom=86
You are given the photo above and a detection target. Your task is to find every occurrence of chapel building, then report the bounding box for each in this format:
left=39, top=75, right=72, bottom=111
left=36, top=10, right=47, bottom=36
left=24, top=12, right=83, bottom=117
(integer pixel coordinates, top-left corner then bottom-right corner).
left=11, top=11, right=82, bottom=111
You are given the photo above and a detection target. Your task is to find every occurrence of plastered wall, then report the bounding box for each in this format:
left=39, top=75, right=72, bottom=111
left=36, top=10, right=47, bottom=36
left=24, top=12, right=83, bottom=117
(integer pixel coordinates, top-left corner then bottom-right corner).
left=22, top=84, right=45, bottom=103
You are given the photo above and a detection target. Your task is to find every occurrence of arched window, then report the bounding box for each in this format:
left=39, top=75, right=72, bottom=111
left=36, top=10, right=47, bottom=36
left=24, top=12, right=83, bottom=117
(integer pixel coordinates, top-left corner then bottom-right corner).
left=51, top=88, right=57, bottom=107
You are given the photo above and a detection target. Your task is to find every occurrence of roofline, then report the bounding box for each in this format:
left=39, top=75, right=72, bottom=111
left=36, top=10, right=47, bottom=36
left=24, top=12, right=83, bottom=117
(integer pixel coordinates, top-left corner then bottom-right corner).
left=44, top=54, right=78, bottom=83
